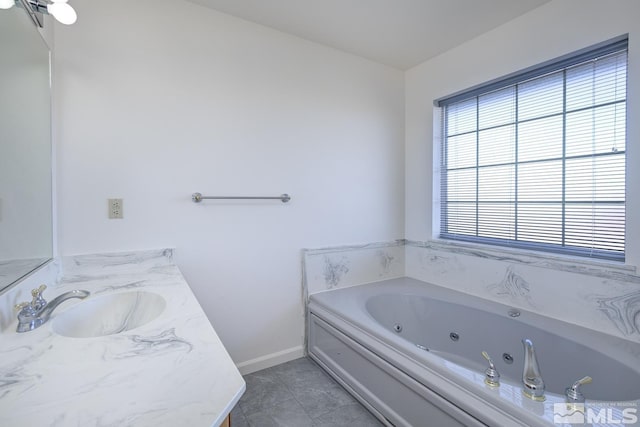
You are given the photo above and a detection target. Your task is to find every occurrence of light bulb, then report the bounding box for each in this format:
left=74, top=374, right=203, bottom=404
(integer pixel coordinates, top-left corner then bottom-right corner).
left=47, top=0, right=77, bottom=25
left=0, top=0, right=15, bottom=10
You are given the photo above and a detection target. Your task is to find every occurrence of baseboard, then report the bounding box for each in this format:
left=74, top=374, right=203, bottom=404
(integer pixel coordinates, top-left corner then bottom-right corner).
left=236, top=345, right=305, bottom=375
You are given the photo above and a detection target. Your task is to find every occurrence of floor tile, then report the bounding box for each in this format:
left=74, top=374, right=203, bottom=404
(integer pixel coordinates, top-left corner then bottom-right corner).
left=312, top=402, right=384, bottom=427
left=291, top=381, right=357, bottom=419
left=230, top=405, right=250, bottom=427
left=238, top=357, right=383, bottom=427
left=283, top=366, right=339, bottom=390
left=268, top=357, right=320, bottom=381
left=245, top=397, right=315, bottom=427
left=239, top=370, right=296, bottom=417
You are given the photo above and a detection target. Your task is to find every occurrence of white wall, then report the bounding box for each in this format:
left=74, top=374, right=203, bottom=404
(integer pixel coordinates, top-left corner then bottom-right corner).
left=405, top=0, right=640, bottom=339
left=54, top=0, right=404, bottom=369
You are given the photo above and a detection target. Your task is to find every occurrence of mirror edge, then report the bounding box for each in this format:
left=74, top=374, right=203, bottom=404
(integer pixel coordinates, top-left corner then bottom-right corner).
left=0, top=8, right=55, bottom=295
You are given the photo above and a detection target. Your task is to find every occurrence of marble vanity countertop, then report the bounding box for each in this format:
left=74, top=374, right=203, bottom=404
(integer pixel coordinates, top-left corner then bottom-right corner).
left=0, top=249, right=245, bottom=427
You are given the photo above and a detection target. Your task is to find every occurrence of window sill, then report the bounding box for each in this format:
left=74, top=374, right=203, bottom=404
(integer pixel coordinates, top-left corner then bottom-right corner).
left=406, top=238, right=638, bottom=281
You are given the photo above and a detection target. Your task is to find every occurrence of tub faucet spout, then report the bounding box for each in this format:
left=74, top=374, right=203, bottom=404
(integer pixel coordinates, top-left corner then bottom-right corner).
left=522, top=338, right=545, bottom=401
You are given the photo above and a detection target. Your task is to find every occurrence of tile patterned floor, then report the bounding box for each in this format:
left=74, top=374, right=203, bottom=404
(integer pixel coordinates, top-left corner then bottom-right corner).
left=231, top=357, right=384, bottom=427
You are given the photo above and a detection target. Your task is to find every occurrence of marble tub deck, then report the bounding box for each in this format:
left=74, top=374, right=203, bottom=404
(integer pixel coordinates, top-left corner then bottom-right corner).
left=0, top=249, right=244, bottom=427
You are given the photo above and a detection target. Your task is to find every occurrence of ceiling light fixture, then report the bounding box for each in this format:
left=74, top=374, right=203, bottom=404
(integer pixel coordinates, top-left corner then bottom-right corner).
left=14, top=0, right=77, bottom=27
left=46, top=0, right=76, bottom=25
left=0, top=0, right=15, bottom=9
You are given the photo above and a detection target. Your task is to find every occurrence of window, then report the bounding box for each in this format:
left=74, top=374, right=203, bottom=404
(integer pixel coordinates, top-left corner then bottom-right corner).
left=437, top=38, right=627, bottom=261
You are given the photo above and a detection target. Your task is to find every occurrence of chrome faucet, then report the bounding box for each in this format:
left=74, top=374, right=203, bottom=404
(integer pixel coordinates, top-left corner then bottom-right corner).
left=15, top=285, right=90, bottom=333
left=521, top=338, right=545, bottom=401
left=481, top=351, right=500, bottom=387
left=566, top=376, right=592, bottom=403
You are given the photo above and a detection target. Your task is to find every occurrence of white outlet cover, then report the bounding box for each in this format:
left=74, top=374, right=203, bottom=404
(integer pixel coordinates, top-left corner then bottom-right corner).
left=108, top=198, right=123, bottom=219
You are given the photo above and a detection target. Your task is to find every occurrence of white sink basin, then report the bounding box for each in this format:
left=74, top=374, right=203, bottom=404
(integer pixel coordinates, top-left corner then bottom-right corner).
left=53, top=291, right=166, bottom=338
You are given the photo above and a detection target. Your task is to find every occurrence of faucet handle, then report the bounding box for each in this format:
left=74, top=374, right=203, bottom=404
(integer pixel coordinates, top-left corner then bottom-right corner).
left=31, top=284, right=47, bottom=298
left=14, top=301, right=30, bottom=311
left=30, top=284, right=47, bottom=310
left=14, top=285, right=48, bottom=312
left=14, top=300, right=38, bottom=316
left=481, top=351, right=500, bottom=387
left=566, top=376, right=592, bottom=403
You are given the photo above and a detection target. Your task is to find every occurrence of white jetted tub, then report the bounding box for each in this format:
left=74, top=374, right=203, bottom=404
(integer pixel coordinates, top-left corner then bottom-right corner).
left=307, top=277, right=640, bottom=427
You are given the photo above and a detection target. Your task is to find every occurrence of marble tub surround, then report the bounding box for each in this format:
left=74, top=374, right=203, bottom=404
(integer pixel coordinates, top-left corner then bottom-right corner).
left=0, top=249, right=244, bottom=427
left=302, top=240, right=405, bottom=298
left=302, top=239, right=640, bottom=345
left=405, top=240, right=640, bottom=344
left=301, top=240, right=405, bottom=356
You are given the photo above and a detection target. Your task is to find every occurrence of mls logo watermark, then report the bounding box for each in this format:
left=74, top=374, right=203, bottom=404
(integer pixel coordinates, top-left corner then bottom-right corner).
left=554, top=402, right=638, bottom=424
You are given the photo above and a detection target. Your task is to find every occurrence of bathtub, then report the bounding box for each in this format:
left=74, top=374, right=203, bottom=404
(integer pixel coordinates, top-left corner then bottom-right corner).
left=307, top=277, right=640, bottom=427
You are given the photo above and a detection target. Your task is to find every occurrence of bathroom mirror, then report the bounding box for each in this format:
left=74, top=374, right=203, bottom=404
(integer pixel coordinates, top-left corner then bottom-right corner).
left=0, top=6, right=53, bottom=293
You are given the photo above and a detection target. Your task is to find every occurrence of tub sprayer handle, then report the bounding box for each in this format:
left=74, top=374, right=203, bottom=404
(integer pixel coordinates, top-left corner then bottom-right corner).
left=481, top=351, right=500, bottom=387
left=565, top=376, right=592, bottom=403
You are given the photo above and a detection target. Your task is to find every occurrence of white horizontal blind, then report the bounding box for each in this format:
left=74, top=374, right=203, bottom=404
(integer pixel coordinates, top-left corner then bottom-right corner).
left=440, top=42, right=627, bottom=261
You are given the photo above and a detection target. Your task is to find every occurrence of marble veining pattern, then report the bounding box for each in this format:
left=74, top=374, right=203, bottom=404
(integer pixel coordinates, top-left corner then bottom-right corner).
left=64, top=248, right=173, bottom=269
left=116, top=328, right=194, bottom=358
left=0, top=358, right=38, bottom=395
left=0, top=249, right=244, bottom=427
left=94, top=279, right=149, bottom=293
left=302, top=241, right=405, bottom=353
left=306, top=239, right=640, bottom=347
left=303, top=240, right=405, bottom=297
left=488, top=266, right=534, bottom=307
left=304, top=240, right=405, bottom=255
left=376, top=249, right=394, bottom=276
left=407, top=239, right=639, bottom=283
left=419, top=250, right=465, bottom=275
left=322, top=256, right=350, bottom=289
left=594, top=290, right=640, bottom=336
left=406, top=241, right=640, bottom=343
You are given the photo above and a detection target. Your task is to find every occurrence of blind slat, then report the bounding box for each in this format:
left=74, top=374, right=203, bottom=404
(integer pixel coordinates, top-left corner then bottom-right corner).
left=440, top=39, right=627, bottom=261
left=436, top=36, right=628, bottom=107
